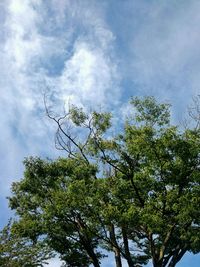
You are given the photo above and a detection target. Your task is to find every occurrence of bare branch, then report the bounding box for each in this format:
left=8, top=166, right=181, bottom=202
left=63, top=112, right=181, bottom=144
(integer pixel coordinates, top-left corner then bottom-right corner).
left=188, top=95, right=200, bottom=130
left=44, top=94, right=90, bottom=164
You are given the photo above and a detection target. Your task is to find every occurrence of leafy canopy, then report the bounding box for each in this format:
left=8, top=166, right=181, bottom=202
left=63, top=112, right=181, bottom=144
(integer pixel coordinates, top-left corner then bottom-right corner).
left=8, top=97, right=200, bottom=267
left=0, top=219, right=53, bottom=267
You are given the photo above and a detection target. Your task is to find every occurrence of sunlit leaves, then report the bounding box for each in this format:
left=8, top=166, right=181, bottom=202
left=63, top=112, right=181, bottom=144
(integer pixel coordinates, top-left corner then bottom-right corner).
left=7, top=97, right=200, bottom=267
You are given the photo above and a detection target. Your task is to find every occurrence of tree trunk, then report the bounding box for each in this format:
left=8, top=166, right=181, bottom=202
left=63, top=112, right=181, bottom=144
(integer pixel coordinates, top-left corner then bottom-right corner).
left=152, top=248, right=187, bottom=267
left=88, top=249, right=101, bottom=267
left=113, top=246, right=123, bottom=267
left=121, top=226, right=135, bottom=267
left=82, top=238, right=101, bottom=267
left=76, top=217, right=101, bottom=267
left=167, top=248, right=187, bottom=267
left=109, top=224, right=122, bottom=267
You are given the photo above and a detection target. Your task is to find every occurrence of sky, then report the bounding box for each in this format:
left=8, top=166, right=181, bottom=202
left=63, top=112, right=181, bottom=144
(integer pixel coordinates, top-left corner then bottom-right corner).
left=0, top=0, right=200, bottom=266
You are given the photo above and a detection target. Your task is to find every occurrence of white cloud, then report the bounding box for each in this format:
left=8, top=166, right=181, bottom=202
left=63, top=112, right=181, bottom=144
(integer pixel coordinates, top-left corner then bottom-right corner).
left=5, top=0, right=42, bottom=71
left=0, top=0, right=119, bottom=217
left=45, top=256, right=64, bottom=267
left=128, top=0, right=200, bottom=104
left=58, top=41, right=118, bottom=108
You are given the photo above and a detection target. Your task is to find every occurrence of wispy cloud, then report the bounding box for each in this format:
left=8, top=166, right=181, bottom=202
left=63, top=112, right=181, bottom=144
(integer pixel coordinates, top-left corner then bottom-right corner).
left=57, top=41, right=118, bottom=107
left=1, top=0, right=200, bottom=206
left=0, top=0, right=119, bottom=201
left=45, top=0, right=119, bottom=109
left=1, top=1, right=200, bottom=266
left=105, top=1, right=200, bottom=117
left=126, top=1, right=200, bottom=108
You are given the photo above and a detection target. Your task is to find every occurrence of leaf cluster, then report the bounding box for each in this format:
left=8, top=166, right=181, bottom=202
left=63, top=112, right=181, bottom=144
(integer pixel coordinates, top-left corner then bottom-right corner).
left=6, top=97, right=200, bottom=267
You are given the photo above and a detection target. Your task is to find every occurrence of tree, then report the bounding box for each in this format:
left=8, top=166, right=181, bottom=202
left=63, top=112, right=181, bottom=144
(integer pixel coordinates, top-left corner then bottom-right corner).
left=8, top=97, right=200, bottom=267
left=0, top=219, right=53, bottom=267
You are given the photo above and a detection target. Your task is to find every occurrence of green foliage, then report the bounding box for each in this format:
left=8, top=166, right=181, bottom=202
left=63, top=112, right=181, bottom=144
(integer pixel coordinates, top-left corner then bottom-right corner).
left=7, top=97, right=200, bottom=267
left=131, top=96, right=170, bottom=126
left=9, top=157, right=103, bottom=267
left=69, top=105, right=88, bottom=126
left=0, top=220, right=53, bottom=267
left=92, top=111, right=112, bottom=133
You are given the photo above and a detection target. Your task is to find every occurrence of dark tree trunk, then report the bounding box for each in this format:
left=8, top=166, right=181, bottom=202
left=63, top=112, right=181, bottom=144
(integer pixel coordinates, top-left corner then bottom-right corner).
left=121, top=226, right=135, bottom=267
left=152, top=248, right=187, bottom=267
left=88, top=249, right=101, bottom=267
left=109, top=224, right=122, bottom=267
left=167, top=248, right=187, bottom=267
left=113, top=246, right=123, bottom=267
left=81, top=238, right=101, bottom=267
left=76, top=217, right=101, bottom=267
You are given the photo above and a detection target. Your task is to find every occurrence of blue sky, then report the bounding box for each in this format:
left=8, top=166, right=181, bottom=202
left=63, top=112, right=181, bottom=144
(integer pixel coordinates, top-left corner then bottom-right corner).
left=0, top=0, right=200, bottom=266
